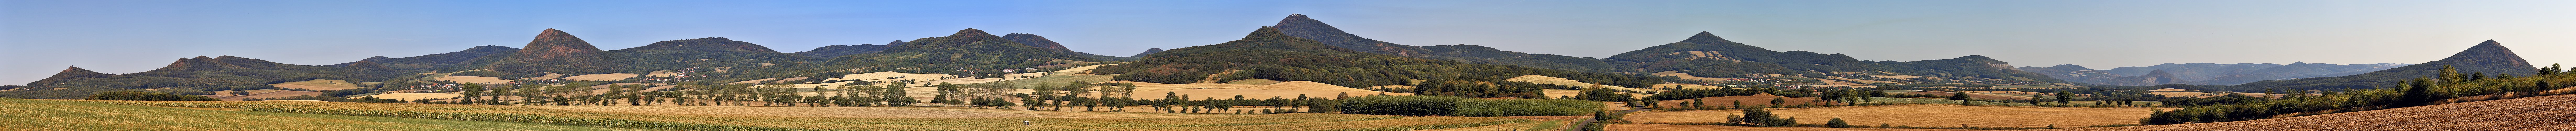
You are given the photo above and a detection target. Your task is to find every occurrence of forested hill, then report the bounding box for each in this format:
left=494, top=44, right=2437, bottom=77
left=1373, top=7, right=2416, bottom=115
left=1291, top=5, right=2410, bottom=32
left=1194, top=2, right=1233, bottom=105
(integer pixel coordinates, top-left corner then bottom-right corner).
left=1605, top=32, right=2068, bottom=85
left=2231, top=40, right=2537, bottom=91
left=478, top=29, right=634, bottom=77
left=1270, top=14, right=1617, bottom=72
left=791, top=41, right=894, bottom=58
left=6, top=56, right=401, bottom=99
left=814, top=28, right=1100, bottom=78
left=327, top=45, right=519, bottom=73
left=1095, top=26, right=1661, bottom=98
left=1001, top=33, right=1135, bottom=61
left=606, top=37, right=821, bottom=72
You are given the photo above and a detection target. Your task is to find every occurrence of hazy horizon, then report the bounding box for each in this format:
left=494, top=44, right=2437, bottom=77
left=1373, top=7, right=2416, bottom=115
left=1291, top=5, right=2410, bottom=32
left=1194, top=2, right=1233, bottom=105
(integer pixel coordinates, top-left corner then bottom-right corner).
left=7, top=0, right=2574, bottom=85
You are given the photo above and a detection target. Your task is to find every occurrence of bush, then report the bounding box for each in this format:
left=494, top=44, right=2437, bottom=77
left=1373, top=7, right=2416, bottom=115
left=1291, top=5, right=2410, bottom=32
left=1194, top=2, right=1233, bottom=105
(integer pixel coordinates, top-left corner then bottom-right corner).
left=1452, top=98, right=1602, bottom=117
left=1340, top=95, right=1462, bottom=116
left=85, top=91, right=218, bottom=101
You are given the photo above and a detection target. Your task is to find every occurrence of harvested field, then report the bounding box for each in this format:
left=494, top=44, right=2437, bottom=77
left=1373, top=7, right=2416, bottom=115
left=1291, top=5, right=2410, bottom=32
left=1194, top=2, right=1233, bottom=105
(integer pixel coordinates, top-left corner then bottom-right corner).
left=270, top=79, right=361, bottom=90
left=1610, top=124, right=1969, bottom=131
left=1831, top=77, right=1902, bottom=84
left=563, top=73, right=639, bottom=81
left=216, top=90, right=322, bottom=101
left=1900, top=91, right=2037, bottom=100
left=646, top=70, right=680, bottom=77
left=1223, top=79, right=1283, bottom=85
left=973, top=74, right=1117, bottom=89
left=1627, top=105, right=2170, bottom=128
left=434, top=76, right=514, bottom=84
left=518, top=73, right=567, bottom=80
left=1115, top=81, right=1265, bottom=90
left=1651, top=71, right=1736, bottom=82
left=1991, top=86, right=2075, bottom=89
left=1237, top=81, right=1372, bottom=92
left=2041, top=94, right=2576, bottom=130
left=71, top=99, right=1529, bottom=131
left=827, top=71, right=956, bottom=81
left=1873, top=75, right=1924, bottom=79
left=527, top=106, right=1241, bottom=118
left=350, top=93, right=461, bottom=100
left=1648, top=84, right=1727, bottom=89
left=729, top=78, right=780, bottom=84
left=0, top=99, right=630, bottom=130
left=1127, top=88, right=1408, bottom=100
left=1963, top=91, right=2092, bottom=97
left=1653, top=94, right=1825, bottom=108
left=1506, top=75, right=1659, bottom=92
left=917, top=77, right=1006, bottom=85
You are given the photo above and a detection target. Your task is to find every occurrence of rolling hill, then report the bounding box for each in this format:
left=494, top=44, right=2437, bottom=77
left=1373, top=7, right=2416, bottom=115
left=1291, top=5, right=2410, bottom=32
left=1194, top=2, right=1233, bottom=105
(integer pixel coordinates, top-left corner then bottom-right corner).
left=2231, top=40, right=2535, bottom=91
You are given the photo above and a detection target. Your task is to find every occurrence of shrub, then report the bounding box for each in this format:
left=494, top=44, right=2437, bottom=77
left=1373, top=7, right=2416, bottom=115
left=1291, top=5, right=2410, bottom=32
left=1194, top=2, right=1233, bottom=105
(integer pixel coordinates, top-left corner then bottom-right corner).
left=1340, top=95, right=1462, bottom=116
left=85, top=91, right=218, bottom=101
left=1452, top=98, right=1602, bottom=117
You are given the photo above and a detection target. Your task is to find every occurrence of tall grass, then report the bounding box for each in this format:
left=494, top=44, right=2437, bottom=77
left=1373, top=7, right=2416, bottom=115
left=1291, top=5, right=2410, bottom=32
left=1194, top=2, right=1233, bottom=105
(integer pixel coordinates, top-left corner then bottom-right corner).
left=1452, top=98, right=1602, bottom=117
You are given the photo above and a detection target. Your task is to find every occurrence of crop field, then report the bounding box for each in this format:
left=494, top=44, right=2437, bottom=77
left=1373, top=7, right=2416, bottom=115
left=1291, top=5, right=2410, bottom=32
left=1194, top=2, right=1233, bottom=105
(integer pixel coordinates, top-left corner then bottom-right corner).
left=1506, top=75, right=1659, bottom=92
left=1653, top=94, right=1825, bottom=108
left=1119, top=81, right=1267, bottom=90
left=59, top=100, right=1527, bottom=130
left=526, top=106, right=1242, bottom=118
left=269, top=79, right=361, bottom=90
left=0, top=98, right=636, bottom=130
left=1223, top=79, right=1283, bottom=85
left=1610, top=124, right=1971, bottom=131
left=1853, top=97, right=2032, bottom=106
left=348, top=93, right=460, bottom=100
left=1626, top=105, right=2170, bottom=128
left=1127, top=88, right=1410, bottom=100
left=1236, top=81, right=1375, bottom=92
left=2045, top=94, right=2576, bottom=130
left=563, top=73, right=639, bottom=81
left=1651, top=71, right=1735, bottom=82
left=974, top=74, right=1117, bottom=89
left=214, top=90, right=322, bottom=101
left=432, top=76, right=513, bottom=84
left=1649, top=84, right=1727, bottom=89
left=1898, top=91, right=2036, bottom=100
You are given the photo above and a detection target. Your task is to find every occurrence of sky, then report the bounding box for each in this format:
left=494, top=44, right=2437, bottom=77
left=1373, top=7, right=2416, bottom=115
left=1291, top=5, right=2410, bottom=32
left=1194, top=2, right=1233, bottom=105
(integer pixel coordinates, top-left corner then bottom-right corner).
left=5, top=0, right=2575, bottom=85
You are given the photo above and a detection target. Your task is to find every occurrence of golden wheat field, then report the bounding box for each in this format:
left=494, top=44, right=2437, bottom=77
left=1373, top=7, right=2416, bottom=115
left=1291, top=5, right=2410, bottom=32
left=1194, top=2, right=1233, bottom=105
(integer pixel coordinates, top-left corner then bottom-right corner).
left=1626, top=105, right=2171, bottom=128
left=47, top=99, right=1528, bottom=131
left=2042, top=94, right=2576, bottom=131
left=1609, top=124, right=1973, bottom=131
left=526, top=106, right=1243, bottom=118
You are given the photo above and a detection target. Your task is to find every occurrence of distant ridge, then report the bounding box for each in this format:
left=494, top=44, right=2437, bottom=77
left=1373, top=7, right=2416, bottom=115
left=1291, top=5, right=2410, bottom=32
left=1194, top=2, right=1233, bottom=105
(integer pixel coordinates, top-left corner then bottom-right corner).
left=1269, top=14, right=1615, bottom=72
left=2232, top=40, right=2535, bottom=91
left=792, top=41, right=895, bottom=58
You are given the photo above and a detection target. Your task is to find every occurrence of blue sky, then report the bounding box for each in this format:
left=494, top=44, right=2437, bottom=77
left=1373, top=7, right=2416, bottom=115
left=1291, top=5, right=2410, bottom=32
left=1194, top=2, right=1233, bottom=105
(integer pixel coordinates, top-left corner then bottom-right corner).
left=5, top=0, right=2575, bottom=85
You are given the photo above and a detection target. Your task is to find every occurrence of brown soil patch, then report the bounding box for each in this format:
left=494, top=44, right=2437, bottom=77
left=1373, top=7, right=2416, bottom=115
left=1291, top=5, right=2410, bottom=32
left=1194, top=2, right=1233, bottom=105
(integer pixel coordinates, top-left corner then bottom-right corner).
left=2043, top=94, right=2576, bottom=130
left=1627, top=105, right=2169, bottom=128
left=525, top=106, right=1243, bottom=118
left=1610, top=124, right=1970, bottom=131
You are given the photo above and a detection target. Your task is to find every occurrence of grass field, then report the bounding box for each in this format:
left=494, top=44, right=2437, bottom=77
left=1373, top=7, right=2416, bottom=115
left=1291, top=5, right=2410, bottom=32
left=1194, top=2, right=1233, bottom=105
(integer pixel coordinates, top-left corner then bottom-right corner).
left=0, top=98, right=637, bottom=130
left=1653, top=94, right=1825, bottom=108
left=269, top=79, right=362, bottom=90
left=1626, top=105, right=2170, bottom=128
left=214, top=90, right=322, bottom=101
left=2044, top=94, right=2576, bottom=130
left=57, top=99, right=1527, bottom=130
left=1127, top=88, right=1410, bottom=100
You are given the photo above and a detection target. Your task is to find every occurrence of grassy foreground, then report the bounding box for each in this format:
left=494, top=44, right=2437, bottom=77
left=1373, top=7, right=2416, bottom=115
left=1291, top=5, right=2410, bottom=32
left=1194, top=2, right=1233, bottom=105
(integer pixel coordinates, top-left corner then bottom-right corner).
left=0, top=98, right=639, bottom=131
left=36, top=99, right=1527, bottom=131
